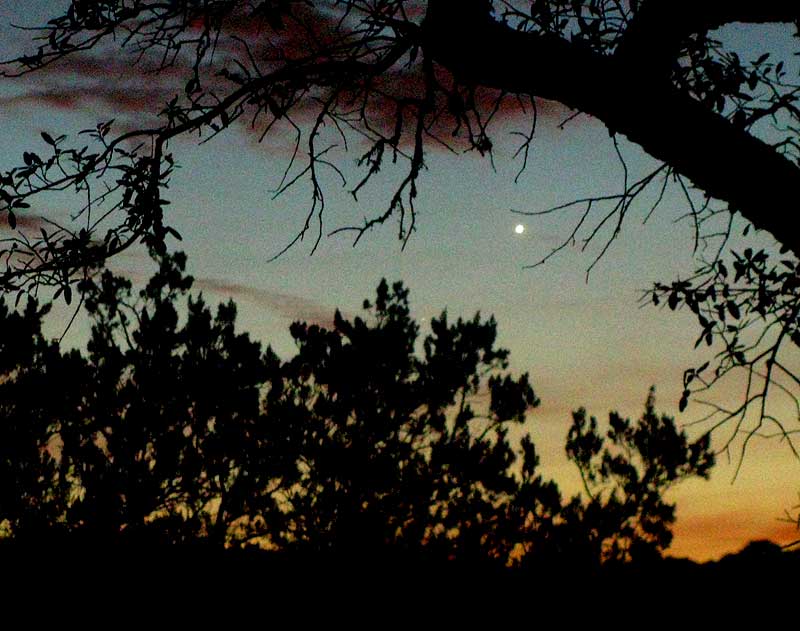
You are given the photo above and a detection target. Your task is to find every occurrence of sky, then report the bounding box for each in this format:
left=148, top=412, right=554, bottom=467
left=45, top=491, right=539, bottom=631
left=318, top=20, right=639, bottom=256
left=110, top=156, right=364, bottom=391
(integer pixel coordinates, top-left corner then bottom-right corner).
left=1, top=1, right=799, bottom=560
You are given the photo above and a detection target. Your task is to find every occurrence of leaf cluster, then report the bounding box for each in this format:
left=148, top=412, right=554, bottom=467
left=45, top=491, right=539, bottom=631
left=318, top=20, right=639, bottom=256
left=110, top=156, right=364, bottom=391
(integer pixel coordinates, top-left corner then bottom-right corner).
left=651, top=247, right=800, bottom=466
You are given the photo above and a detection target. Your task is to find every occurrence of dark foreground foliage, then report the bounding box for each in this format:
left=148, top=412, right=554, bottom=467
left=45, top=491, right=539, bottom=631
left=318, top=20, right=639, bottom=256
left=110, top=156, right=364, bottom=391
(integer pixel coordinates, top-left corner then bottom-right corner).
left=0, top=250, right=714, bottom=568
left=1, top=537, right=797, bottom=613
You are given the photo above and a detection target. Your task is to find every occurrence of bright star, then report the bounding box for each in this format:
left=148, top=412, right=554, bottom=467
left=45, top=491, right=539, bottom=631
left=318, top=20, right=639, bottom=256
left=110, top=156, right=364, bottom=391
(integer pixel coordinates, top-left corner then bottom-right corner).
left=514, top=224, right=525, bottom=235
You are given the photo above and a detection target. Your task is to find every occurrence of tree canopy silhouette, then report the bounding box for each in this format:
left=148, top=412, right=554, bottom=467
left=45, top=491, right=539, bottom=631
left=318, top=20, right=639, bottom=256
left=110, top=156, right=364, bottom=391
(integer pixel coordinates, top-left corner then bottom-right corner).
left=0, top=251, right=713, bottom=565
left=0, top=254, right=713, bottom=564
left=1, top=1, right=797, bottom=452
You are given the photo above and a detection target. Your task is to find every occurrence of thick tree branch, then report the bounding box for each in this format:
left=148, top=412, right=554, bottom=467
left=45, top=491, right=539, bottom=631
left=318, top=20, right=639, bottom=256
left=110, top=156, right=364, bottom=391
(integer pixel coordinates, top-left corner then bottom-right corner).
left=618, top=0, right=800, bottom=72
left=423, top=1, right=800, bottom=258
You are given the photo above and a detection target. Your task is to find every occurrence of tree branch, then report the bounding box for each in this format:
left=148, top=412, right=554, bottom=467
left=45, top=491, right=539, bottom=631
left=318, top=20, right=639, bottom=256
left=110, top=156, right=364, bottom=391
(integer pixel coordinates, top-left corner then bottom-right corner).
left=423, top=0, right=800, bottom=258
left=619, top=0, right=800, bottom=71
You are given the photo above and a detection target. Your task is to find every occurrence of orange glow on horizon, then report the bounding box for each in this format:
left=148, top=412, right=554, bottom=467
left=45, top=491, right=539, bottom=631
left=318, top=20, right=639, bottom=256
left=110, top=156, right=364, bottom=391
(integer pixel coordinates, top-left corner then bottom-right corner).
left=670, top=511, right=798, bottom=562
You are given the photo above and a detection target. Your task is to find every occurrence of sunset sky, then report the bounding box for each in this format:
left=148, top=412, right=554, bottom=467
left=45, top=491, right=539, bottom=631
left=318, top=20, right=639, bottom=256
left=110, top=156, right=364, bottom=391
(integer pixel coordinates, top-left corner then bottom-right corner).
left=1, top=1, right=799, bottom=560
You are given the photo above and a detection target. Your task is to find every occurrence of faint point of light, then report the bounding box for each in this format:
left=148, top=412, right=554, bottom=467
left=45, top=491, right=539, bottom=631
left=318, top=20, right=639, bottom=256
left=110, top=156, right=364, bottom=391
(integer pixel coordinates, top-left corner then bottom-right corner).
left=514, top=224, right=525, bottom=235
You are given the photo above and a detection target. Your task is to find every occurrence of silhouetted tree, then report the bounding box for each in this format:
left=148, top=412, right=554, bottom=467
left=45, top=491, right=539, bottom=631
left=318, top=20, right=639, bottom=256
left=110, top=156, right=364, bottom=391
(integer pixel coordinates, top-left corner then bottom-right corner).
left=501, top=389, right=716, bottom=569
left=0, top=252, right=714, bottom=566
left=267, top=279, right=539, bottom=562
left=562, top=388, right=714, bottom=564
left=0, top=299, right=88, bottom=540
left=65, top=251, right=285, bottom=544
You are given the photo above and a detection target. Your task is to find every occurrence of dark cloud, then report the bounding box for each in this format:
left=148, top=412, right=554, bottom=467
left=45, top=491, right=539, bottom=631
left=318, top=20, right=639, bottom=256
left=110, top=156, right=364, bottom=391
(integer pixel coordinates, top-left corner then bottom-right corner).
left=0, top=5, right=579, bottom=159
left=0, top=49, right=188, bottom=133
left=192, top=276, right=337, bottom=328
left=0, top=85, right=173, bottom=117
left=105, top=265, right=339, bottom=327
left=0, top=212, right=51, bottom=233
